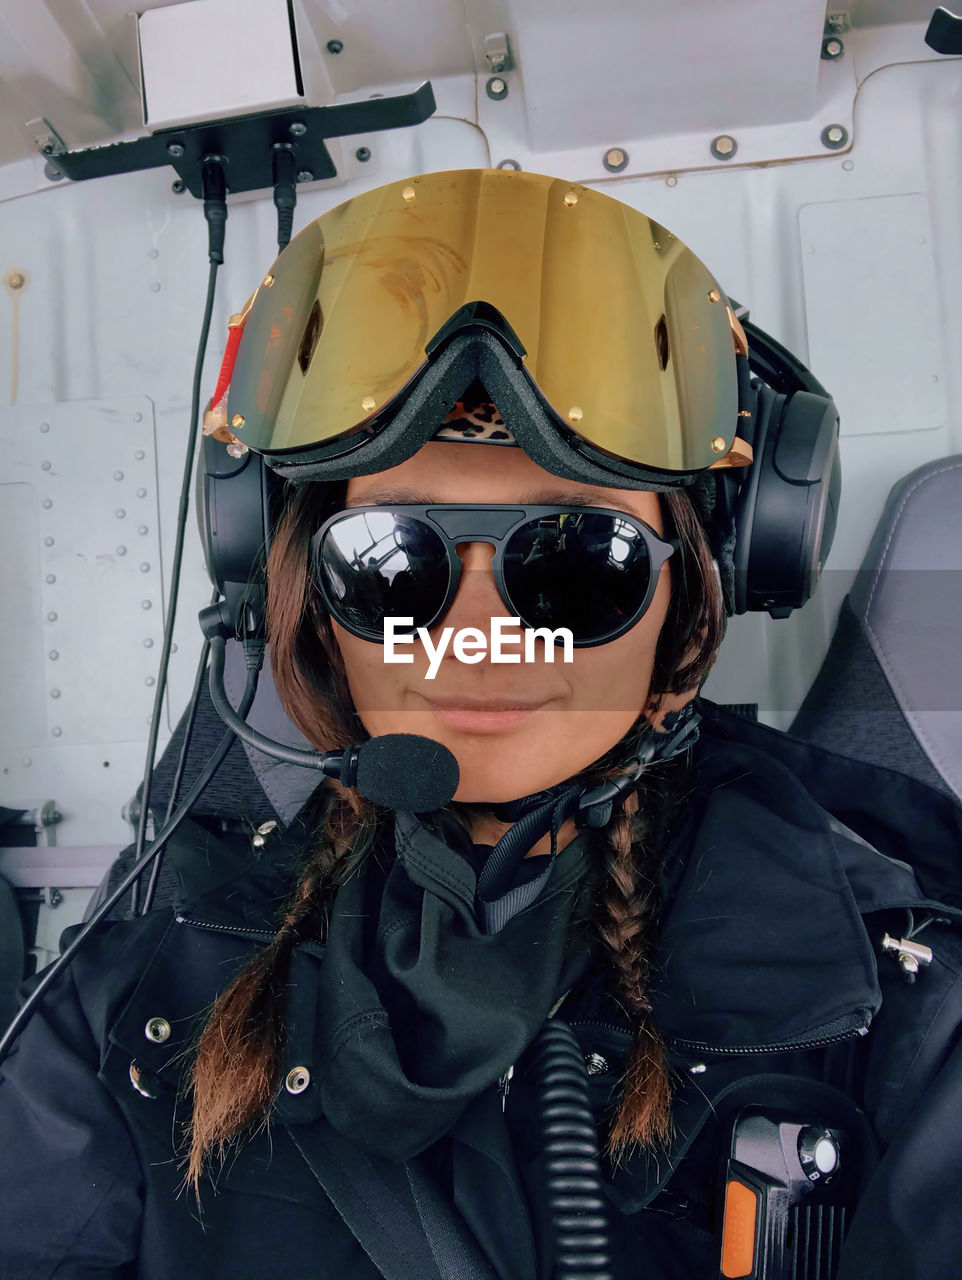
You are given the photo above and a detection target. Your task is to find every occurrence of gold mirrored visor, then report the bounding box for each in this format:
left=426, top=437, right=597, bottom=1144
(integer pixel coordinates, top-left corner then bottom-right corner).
left=226, top=169, right=739, bottom=473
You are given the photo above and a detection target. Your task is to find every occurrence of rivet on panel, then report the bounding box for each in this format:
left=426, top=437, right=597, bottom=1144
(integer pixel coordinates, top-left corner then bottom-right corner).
left=46, top=612, right=57, bottom=622
left=710, top=134, right=737, bottom=161
left=141, top=600, right=152, bottom=610
left=150, top=282, right=161, bottom=293
left=117, top=546, right=127, bottom=555
left=136, top=487, right=147, bottom=498
left=116, top=509, right=126, bottom=519
left=41, top=461, right=51, bottom=471
left=49, top=651, right=59, bottom=661
left=144, top=638, right=154, bottom=648
left=44, top=537, right=54, bottom=547
left=45, top=574, right=56, bottom=584
left=171, top=644, right=178, bottom=654
left=133, top=413, right=143, bottom=423
left=138, top=525, right=149, bottom=535
left=148, top=249, right=159, bottom=260
left=289, top=122, right=307, bottom=137
left=821, top=124, right=849, bottom=150
left=134, top=449, right=146, bottom=460
left=114, top=470, right=124, bottom=480
left=145, top=677, right=156, bottom=687
left=51, top=727, right=62, bottom=737
left=140, top=563, right=151, bottom=573
left=50, top=689, right=61, bottom=699
left=21, top=757, right=32, bottom=767
left=42, top=499, right=53, bottom=509
left=39, top=422, right=50, bottom=433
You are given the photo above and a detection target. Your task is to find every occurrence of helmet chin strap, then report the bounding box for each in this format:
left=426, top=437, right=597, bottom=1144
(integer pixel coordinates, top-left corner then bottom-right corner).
left=476, top=707, right=701, bottom=934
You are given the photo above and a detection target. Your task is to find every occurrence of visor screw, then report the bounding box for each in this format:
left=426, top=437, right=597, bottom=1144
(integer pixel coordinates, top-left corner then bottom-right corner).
left=603, top=147, right=629, bottom=173
left=296, top=170, right=314, bottom=183
left=166, top=142, right=185, bottom=158
left=231, top=414, right=245, bottom=430
left=262, top=273, right=275, bottom=288
left=708, top=289, right=721, bottom=303
left=355, top=146, right=371, bottom=162
left=822, top=36, right=845, bottom=59
left=326, top=39, right=344, bottom=54
left=289, top=122, right=307, bottom=137
left=486, top=76, right=509, bottom=100
left=821, top=124, right=849, bottom=150
left=711, top=436, right=727, bottom=453
left=401, top=185, right=417, bottom=202
left=362, top=395, right=377, bottom=413
left=568, top=405, right=584, bottom=423
left=563, top=190, right=579, bottom=207
left=711, top=134, right=737, bottom=161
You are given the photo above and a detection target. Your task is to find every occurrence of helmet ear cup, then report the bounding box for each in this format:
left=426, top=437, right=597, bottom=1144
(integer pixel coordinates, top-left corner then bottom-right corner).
left=731, top=385, right=841, bottom=616
left=197, top=434, right=275, bottom=633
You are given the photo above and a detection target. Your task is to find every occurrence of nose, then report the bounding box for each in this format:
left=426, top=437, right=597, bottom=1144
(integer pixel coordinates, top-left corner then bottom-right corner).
left=440, top=540, right=505, bottom=631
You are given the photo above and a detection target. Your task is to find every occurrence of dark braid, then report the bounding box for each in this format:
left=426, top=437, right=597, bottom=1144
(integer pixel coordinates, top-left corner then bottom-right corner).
left=591, top=773, right=680, bottom=1161
left=184, top=785, right=380, bottom=1190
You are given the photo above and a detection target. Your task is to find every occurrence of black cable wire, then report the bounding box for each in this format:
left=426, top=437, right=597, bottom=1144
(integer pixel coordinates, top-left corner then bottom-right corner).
left=0, top=667, right=258, bottom=1070
left=273, top=144, right=297, bottom=251
left=139, top=595, right=218, bottom=916
left=129, top=259, right=221, bottom=915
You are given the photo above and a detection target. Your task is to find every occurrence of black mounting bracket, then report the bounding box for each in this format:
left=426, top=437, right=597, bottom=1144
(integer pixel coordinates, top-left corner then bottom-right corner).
left=925, top=6, right=962, bottom=54
left=44, top=81, right=436, bottom=198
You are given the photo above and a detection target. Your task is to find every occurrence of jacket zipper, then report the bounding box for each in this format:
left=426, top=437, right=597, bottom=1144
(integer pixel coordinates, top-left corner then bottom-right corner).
left=175, top=912, right=277, bottom=944
left=571, top=1016, right=871, bottom=1057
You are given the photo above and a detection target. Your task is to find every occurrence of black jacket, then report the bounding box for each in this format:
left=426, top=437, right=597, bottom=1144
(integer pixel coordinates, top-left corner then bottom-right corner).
left=2, top=699, right=961, bottom=1279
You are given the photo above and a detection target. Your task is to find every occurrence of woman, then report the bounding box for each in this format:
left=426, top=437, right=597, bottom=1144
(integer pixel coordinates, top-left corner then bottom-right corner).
left=1, top=170, right=960, bottom=1280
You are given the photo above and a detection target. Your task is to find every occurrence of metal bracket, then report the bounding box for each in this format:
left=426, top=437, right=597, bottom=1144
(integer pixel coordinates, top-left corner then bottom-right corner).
left=926, top=6, right=962, bottom=54
left=484, top=33, right=514, bottom=74
left=44, top=82, right=437, bottom=198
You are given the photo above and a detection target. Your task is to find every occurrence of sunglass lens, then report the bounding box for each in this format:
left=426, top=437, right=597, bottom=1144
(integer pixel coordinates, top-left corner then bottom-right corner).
left=503, top=513, right=654, bottom=642
left=317, top=512, right=449, bottom=635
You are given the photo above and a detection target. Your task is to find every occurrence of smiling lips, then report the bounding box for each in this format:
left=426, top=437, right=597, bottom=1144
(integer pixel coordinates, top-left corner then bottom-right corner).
left=422, top=696, right=553, bottom=733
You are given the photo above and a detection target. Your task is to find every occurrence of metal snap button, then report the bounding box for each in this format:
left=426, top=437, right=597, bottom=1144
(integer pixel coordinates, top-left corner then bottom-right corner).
left=144, top=1016, right=171, bottom=1043
left=129, top=1060, right=158, bottom=1099
left=285, top=1066, right=311, bottom=1095
left=584, top=1052, right=609, bottom=1076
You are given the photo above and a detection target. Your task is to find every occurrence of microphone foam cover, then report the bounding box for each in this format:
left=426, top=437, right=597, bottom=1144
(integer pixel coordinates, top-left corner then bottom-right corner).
left=354, top=734, right=460, bottom=811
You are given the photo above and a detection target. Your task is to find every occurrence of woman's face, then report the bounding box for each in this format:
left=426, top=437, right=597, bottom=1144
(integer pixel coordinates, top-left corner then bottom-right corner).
left=332, top=441, right=687, bottom=802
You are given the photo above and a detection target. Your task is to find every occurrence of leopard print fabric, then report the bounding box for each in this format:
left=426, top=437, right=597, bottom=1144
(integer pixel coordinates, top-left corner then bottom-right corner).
left=433, top=378, right=516, bottom=445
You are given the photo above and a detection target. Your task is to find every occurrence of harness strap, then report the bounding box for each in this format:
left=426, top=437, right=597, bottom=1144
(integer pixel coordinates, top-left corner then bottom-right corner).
left=289, top=1118, right=500, bottom=1280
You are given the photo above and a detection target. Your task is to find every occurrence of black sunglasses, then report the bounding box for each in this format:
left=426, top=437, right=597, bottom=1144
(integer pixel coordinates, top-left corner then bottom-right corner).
left=311, top=505, right=677, bottom=648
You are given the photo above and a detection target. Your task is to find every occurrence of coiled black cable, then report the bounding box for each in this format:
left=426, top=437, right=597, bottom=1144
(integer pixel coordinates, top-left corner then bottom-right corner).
left=528, top=1020, right=615, bottom=1280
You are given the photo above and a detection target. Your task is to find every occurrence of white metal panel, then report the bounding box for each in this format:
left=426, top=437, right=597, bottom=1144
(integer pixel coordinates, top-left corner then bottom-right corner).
left=799, top=194, right=948, bottom=436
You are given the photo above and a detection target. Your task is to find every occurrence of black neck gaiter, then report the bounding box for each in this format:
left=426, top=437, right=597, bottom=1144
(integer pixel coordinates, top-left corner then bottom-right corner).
left=313, top=810, right=592, bottom=1162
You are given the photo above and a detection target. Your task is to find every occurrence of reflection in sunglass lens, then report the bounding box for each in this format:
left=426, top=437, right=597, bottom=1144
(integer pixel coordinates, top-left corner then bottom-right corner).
left=317, top=512, right=449, bottom=634
left=503, top=513, right=653, bottom=642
